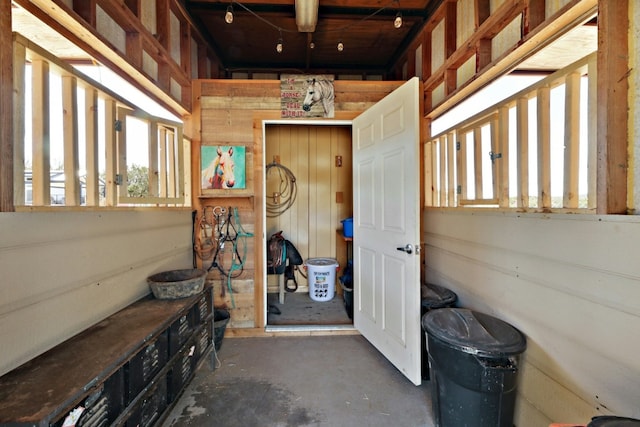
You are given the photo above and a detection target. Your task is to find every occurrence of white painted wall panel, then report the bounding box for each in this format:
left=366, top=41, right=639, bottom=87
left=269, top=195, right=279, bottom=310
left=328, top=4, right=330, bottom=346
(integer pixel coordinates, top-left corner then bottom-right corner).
left=431, top=19, right=445, bottom=74
left=0, top=210, right=193, bottom=376
left=96, top=6, right=126, bottom=54
left=423, top=210, right=640, bottom=425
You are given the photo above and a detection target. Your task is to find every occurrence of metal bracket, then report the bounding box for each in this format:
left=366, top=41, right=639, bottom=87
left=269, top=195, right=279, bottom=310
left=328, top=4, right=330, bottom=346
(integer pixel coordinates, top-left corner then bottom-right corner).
left=489, top=151, right=502, bottom=164
left=115, top=174, right=123, bottom=185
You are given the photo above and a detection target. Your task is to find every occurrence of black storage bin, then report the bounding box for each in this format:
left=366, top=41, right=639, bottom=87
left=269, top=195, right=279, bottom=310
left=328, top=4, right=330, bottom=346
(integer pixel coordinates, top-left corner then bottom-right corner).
left=588, top=417, right=640, bottom=427
left=422, top=308, right=526, bottom=427
left=420, top=283, right=457, bottom=379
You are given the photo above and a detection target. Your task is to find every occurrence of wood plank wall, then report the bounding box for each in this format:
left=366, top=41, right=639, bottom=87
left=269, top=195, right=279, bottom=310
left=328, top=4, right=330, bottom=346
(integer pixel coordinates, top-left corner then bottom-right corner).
left=192, top=80, right=402, bottom=331
left=265, top=125, right=353, bottom=292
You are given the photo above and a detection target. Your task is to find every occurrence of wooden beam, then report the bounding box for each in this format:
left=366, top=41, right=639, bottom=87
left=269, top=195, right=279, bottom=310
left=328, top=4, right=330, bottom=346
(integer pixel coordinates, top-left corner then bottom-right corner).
left=524, top=0, right=546, bottom=34
left=425, top=0, right=527, bottom=91
left=597, top=0, right=629, bottom=214
left=0, top=0, right=13, bottom=211
left=16, top=0, right=190, bottom=116
left=476, top=0, right=491, bottom=26
left=427, top=0, right=597, bottom=119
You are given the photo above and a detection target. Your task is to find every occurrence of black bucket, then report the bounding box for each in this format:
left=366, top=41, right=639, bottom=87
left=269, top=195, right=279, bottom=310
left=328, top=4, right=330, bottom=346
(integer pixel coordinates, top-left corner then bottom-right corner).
left=213, top=309, right=230, bottom=351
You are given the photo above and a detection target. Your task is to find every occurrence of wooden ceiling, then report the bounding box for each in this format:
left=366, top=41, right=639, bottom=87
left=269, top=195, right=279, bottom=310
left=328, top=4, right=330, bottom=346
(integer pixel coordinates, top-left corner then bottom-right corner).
left=184, top=0, right=441, bottom=76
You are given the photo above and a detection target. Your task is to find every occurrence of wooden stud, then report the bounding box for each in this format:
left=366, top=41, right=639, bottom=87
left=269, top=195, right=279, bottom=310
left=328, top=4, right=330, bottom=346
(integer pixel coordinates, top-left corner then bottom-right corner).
left=104, top=98, right=117, bottom=206
left=516, top=97, right=528, bottom=208
left=597, top=0, right=628, bottom=214
left=563, top=72, right=581, bottom=209
left=148, top=120, right=159, bottom=197
left=473, top=127, right=483, bottom=199
left=587, top=55, right=597, bottom=210
left=439, top=136, right=447, bottom=207
left=62, top=75, right=81, bottom=206
left=85, top=88, right=100, bottom=206
left=537, top=85, right=551, bottom=209
left=456, top=131, right=466, bottom=205
left=497, top=106, right=510, bottom=208
left=447, top=132, right=456, bottom=207
left=31, top=59, right=50, bottom=206
left=11, top=35, right=26, bottom=209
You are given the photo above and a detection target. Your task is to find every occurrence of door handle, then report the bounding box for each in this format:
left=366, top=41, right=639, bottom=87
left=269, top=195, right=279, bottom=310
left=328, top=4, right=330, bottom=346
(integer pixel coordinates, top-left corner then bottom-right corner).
left=396, top=244, right=413, bottom=254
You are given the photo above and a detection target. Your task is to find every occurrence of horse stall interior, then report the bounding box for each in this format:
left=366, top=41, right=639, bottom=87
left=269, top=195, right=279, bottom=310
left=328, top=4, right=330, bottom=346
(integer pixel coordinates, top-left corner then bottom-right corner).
left=265, top=124, right=353, bottom=326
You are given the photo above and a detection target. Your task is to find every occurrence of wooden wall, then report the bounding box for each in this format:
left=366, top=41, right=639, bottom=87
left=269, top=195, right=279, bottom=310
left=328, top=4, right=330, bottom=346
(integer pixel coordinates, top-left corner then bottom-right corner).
left=192, top=80, right=402, bottom=331
left=0, top=210, right=193, bottom=377
left=265, top=124, right=353, bottom=292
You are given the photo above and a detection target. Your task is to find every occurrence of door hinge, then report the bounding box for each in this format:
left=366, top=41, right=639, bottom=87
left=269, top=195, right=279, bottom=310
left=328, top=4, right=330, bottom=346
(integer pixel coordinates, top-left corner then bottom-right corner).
left=489, top=151, right=502, bottom=164
left=456, top=141, right=461, bottom=151
left=115, top=120, right=122, bottom=132
left=456, top=185, right=461, bottom=194
left=115, top=174, right=123, bottom=185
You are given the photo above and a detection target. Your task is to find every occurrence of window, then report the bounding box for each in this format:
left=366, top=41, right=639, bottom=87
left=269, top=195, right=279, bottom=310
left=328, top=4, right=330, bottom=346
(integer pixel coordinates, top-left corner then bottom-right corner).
left=426, top=53, right=596, bottom=212
left=14, top=33, right=187, bottom=208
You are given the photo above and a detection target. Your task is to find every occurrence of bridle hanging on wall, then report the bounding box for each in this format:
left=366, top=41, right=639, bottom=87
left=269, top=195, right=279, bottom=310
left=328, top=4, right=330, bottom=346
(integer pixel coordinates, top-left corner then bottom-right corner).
left=194, top=205, right=253, bottom=308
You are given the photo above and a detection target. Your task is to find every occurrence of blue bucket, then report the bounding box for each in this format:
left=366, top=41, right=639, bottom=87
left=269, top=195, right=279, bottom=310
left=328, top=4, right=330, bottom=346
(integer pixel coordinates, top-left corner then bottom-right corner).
left=341, top=217, right=353, bottom=238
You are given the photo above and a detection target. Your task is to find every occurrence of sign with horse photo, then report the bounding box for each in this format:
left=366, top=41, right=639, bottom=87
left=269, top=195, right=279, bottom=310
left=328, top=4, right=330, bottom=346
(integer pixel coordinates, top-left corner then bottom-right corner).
left=201, top=145, right=247, bottom=194
left=280, top=74, right=335, bottom=118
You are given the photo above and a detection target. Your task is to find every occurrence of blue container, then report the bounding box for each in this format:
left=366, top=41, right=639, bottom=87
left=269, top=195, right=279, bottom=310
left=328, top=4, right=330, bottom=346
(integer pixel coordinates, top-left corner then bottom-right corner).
left=341, top=217, right=353, bottom=238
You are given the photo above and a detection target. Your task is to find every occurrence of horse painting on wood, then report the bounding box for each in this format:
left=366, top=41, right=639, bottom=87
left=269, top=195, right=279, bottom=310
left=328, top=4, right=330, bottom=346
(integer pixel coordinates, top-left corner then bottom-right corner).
left=201, top=146, right=237, bottom=190
left=302, top=78, right=335, bottom=118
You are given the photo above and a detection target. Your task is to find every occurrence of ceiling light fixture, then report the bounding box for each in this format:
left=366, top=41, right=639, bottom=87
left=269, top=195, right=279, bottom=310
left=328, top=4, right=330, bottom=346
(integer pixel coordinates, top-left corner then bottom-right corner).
left=276, top=30, right=284, bottom=53
left=394, top=11, right=403, bottom=28
left=337, top=41, right=344, bottom=52
left=225, top=4, right=234, bottom=24
left=295, top=0, right=319, bottom=32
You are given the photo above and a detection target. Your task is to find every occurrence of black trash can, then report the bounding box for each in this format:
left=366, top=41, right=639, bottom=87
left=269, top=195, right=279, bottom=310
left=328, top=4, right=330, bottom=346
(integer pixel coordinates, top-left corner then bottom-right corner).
left=420, top=283, right=457, bottom=379
left=422, top=308, right=527, bottom=427
left=588, top=417, right=640, bottom=427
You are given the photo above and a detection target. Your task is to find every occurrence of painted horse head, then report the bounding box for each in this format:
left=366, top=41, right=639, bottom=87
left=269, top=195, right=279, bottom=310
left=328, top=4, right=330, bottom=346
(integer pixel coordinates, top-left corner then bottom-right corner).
left=302, top=78, right=334, bottom=117
left=204, top=147, right=235, bottom=189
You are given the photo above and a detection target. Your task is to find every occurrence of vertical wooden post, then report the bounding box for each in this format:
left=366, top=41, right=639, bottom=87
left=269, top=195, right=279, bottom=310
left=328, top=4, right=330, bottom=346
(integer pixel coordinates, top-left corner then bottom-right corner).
left=537, top=85, right=551, bottom=209
left=104, top=98, right=118, bottom=206
left=447, top=132, right=456, bottom=206
left=563, top=72, right=581, bottom=209
left=597, top=0, right=629, bottom=214
left=516, top=97, right=529, bottom=208
left=497, top=106, right=510, bottom=208
left=31, top=59, right=51, bottom=206
left=0, top=0, right=13, bottom=211
left=473, top=127, right=483, bottom=199
left=12, top=35, right=26, bottom=208
left=62, top=75, right=80, bottom=206
left=85, top=88, right=100, bottom=206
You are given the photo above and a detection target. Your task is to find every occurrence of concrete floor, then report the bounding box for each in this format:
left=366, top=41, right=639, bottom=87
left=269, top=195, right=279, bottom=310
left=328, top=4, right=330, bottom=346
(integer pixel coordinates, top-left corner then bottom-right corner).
left=162, top=335, right=435, bottom=427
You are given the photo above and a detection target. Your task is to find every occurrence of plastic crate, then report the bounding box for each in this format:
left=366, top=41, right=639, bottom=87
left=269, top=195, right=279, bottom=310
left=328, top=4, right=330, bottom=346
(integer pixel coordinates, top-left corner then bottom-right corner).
left=125, top=376, right=168, bottom=427
left=126, top=330, right=169, bottom=403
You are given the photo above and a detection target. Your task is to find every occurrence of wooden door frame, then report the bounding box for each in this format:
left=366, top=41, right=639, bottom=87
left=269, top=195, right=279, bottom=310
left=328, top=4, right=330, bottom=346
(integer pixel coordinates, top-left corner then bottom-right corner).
left=255, top=114, right=357, bottom=332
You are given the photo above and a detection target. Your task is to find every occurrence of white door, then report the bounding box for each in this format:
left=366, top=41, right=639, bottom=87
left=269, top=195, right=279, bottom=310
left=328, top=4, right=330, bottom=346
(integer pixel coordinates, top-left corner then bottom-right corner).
left=352, top=77, right=422, bottom=385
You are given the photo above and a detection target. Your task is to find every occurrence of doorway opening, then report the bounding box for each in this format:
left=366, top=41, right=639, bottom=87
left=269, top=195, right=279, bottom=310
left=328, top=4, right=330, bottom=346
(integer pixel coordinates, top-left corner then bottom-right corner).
left=262, top=120, right=354, bottom=330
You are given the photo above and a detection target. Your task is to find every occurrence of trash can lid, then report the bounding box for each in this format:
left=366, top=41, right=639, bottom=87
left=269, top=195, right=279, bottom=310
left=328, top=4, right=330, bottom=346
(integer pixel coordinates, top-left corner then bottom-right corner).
left=421, top=283, right=457, bottom=309
left=422, top=308, right=526, bottom=357
left=306, top=257, right=338, bottom=267
left=588, top=417, right=640, bottom=427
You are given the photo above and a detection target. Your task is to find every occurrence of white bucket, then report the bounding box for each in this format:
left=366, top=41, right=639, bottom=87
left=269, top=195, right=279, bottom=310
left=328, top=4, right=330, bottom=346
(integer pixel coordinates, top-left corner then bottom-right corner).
left=306, top=258, right=338, bottom=302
